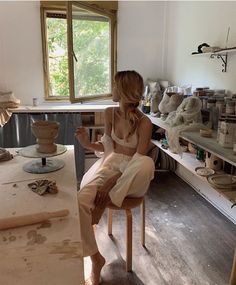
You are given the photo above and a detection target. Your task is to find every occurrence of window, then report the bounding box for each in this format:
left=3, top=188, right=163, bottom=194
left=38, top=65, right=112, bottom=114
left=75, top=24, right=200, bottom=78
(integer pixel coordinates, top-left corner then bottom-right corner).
left=40, top=1, right=117, bottom=102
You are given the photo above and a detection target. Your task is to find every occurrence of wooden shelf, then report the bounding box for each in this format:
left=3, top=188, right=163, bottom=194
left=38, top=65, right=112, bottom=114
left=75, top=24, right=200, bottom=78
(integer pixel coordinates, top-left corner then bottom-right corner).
left=153, top=139, right=236, bottom=203
left=147, top=115, right=236, bottom=167
left=192, top=47, right=236, bottom=56
left=181, top=131, right=236, bottom=167
left=213, top=47, right=236, bottom=54
left=151, top=139, right=204, bottom=172
left=148, top=115, right=236, bottom=205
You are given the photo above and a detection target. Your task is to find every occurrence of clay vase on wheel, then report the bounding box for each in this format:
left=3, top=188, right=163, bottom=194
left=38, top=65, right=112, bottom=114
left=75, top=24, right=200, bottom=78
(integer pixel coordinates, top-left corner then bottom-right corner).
left=31, top=121, right=60, bottom=154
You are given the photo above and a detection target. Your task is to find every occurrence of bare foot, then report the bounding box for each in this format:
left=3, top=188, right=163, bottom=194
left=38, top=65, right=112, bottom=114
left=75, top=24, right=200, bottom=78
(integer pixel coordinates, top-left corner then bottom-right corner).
left=85, top=254, right=105, bottom=285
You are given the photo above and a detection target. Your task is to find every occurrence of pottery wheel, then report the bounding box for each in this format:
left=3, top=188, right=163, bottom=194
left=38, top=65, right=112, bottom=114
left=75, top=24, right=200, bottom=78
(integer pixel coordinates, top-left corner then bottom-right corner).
left=23, top=158, right=65, bottom=174
left=19, top=144, right=67, bottom=174
left=19, top=144, right=67, bottom=158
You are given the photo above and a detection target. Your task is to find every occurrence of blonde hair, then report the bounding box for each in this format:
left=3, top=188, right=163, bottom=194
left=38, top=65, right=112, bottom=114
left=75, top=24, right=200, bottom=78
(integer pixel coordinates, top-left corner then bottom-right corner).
left=114, top=70, right=144, bottom=140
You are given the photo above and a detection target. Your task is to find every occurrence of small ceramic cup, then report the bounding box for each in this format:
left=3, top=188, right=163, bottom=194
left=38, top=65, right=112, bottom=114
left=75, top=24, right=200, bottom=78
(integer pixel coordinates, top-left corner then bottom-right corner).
left=33, top=98, right=39, bottom=106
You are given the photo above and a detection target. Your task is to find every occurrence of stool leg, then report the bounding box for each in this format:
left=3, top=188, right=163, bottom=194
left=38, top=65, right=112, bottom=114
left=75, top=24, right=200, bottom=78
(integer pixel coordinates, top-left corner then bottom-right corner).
left=126, top=209, right=132, bottom=272
left=141, top=199, right=145, bottom=247
left=108, top=208, right=113, bottom=235
left=230, top=247, right=236, bottom=285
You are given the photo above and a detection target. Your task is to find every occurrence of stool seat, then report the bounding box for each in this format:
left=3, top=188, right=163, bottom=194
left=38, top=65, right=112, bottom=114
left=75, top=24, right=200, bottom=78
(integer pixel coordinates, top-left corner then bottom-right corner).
left=107, top=196, right=146, bottom=272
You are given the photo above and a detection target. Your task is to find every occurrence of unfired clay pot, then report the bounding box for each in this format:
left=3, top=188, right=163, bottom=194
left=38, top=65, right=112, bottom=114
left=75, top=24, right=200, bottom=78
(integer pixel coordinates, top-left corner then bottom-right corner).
left=31, top=121, right=60, bottom=153
left=205, top=152, right=223, bottom=171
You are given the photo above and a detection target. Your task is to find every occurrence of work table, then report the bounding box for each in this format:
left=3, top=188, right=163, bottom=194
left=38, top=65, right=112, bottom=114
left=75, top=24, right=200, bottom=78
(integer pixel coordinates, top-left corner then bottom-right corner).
left=0, top=146, right=84, bottom=285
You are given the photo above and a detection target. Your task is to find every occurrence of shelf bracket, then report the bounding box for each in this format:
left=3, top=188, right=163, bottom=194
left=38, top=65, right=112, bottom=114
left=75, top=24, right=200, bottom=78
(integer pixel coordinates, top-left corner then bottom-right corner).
left=210, top=53, right=228, bottom=72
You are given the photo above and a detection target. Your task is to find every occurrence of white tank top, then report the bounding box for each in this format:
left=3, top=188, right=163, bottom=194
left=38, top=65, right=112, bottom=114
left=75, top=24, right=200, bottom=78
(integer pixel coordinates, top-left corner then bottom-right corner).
left=111, top=108, right=139, bottom=149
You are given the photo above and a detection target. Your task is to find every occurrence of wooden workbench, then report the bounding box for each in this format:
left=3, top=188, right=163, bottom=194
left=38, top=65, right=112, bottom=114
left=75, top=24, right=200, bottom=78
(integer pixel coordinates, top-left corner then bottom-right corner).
left=0, top=146, right=84, bottom=285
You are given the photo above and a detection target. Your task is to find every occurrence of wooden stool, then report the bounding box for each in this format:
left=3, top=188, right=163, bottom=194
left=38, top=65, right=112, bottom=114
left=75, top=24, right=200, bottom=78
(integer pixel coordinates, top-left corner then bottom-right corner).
left=107, top=197, right=145, bottom=272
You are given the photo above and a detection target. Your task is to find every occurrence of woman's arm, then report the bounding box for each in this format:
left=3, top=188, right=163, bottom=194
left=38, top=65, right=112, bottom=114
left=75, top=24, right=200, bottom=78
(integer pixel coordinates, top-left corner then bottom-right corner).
left=75, top=107, right=113, bottom=153
left=136, top=116, right=153, bottom=155
left=75, top=127, right=104, bottom=152
left=104, top=107, right=113, bottom=136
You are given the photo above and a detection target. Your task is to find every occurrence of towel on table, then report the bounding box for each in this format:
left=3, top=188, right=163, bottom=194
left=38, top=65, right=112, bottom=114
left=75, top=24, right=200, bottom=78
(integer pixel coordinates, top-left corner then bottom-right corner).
left=0, top=148, right=13, bottom=162
left=28, top=180, right=58, bottom=195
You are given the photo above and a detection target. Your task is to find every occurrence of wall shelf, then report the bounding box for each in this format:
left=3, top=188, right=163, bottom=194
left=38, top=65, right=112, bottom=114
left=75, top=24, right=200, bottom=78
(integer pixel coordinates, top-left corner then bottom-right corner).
left=147, top=114, right=236, bottom=223
left=210, top=53, right=227, bottom=72
left=191, top=46, right=236, bottom=73
left=148, top=116, right=236, bottom=167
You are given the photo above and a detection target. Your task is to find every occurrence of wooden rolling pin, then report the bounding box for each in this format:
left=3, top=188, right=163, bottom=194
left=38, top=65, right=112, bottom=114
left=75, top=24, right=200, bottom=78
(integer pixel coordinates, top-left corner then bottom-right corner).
left=0, top=209, right=69, bottom=230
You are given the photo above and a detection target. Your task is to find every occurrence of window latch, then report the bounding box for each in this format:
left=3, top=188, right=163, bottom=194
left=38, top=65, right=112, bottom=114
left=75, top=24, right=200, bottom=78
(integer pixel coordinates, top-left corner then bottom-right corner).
left=72, top=50, right=78, bottom=62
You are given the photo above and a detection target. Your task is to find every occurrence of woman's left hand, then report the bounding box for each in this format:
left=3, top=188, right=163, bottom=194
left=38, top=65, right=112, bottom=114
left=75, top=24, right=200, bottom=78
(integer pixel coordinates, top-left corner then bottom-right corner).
left=75, top=127, right=90, bottom=148
left=95, top=189, right=110, bottom=207
left=94, top=172, right=122, bottom=207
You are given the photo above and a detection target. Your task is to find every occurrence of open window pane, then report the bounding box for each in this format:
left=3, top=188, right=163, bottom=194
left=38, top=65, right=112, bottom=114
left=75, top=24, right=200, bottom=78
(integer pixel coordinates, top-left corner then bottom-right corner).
left=41, top=2, right=116, bottom=102
left=71, top=4, right=111, bottom=98
left=46, top=14, right=69, bottom=97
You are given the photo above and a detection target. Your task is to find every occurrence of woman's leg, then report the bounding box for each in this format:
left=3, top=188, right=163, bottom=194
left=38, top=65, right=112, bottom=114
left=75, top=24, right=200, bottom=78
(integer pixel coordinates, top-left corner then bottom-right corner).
left=85, top=251, right=105, bottom=285
left=78, top=178, right=109, bottom=285
left=77, top=166, right=119, bottom=284
left=91, top=171, right=122, bottom=225
left=109, top=154, right=155, bottom=207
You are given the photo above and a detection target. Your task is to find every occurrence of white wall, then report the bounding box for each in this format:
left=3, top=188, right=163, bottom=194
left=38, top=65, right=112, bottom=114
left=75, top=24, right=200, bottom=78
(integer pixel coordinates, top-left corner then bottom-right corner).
left=0, top=1, right=165, bottom=105
left=117, top=1, right=166, bottom=82
left=164, top=1, right=236, bottom=93
left=1, top=1, right=236, bottom=105
left=0, top=1, right=44, bottom=105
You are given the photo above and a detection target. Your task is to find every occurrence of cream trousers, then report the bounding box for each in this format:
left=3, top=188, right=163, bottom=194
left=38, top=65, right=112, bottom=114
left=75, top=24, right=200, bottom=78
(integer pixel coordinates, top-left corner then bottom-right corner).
left=77, top=152, right=155, bottom=257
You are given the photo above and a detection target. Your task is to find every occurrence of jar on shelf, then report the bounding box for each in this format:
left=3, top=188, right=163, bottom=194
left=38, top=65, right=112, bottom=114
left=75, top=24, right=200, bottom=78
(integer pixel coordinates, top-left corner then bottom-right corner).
left=205, top=152, right=223, bottom=171
left=218, top=119, right=236, bottom=148
left=233, top=99, right=236, bottom=115
left=194, top=88, right=205, bottom=97
left=215, top=98, right=225, bottom=115
left=201, top=96, right=208, bottom=109
left=217, top=118, right=224, bottom=142
left=196, top=147, right=205, bottom=161
left=225, top=99, right=235, bottom=115
left=207, top=98, right=216, bottom=109
left=205, top=90, right=215, bottom=97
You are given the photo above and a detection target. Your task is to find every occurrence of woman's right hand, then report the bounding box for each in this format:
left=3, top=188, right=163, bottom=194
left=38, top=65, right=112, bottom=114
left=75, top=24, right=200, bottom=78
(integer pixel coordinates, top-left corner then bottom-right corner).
left=75, top=127, right=90, bottom=148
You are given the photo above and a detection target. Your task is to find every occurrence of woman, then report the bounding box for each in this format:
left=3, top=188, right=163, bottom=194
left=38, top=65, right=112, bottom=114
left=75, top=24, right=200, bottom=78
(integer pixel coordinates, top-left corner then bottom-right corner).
left=75, top=70, right=155, bottom=285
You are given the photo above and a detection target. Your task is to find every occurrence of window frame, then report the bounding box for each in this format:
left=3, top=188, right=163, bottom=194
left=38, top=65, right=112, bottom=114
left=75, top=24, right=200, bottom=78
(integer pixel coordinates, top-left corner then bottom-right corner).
left=40, top=1, right=117, bottom=103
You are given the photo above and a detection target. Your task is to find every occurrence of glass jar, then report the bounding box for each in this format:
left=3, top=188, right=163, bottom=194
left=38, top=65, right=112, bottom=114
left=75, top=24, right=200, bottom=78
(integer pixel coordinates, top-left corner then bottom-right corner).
left=219, top=119, right=236, bottom=148
left=201, top=96, right=208, bottom=109
left=226, top=99, right=235, bottom=115
left=215, top=99, right=225, bottom=115
left=207, top=98, right=216, bottom=109
left=217, top=118, right=223, bottom=142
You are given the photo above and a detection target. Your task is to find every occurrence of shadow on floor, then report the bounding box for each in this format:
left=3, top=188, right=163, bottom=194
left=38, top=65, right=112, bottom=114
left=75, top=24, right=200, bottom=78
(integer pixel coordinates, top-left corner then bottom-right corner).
left=101, top=258, right=145, bottom=285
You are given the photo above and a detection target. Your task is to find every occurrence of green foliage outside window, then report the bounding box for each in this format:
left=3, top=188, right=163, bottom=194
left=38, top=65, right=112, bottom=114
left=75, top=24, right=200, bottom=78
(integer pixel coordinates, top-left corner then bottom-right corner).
left=47, top=17, right=69, bottom=97
left=47, top=16, right=110, bottom=97
left=73, top=19, right=110, bottom=97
